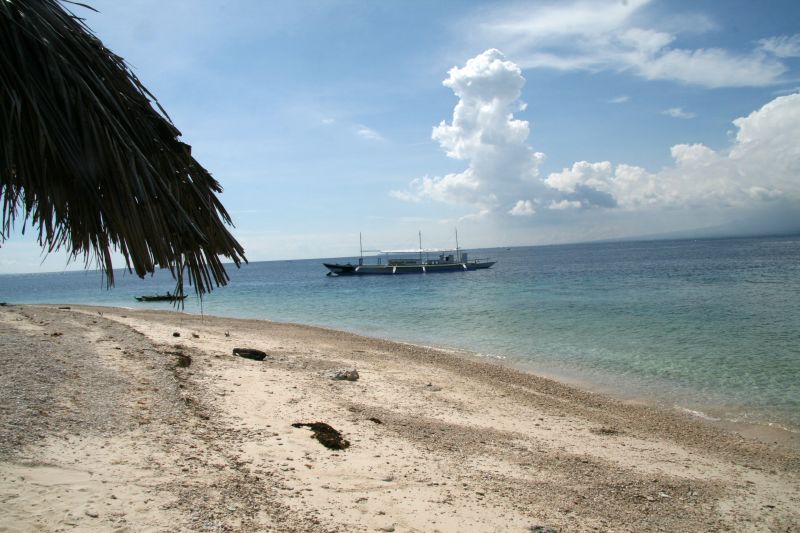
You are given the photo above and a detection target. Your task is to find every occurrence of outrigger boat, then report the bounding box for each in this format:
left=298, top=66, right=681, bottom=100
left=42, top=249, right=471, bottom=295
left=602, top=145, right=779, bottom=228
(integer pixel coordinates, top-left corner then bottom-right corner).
left=135, top=293, right=186, bottom=302
left=323, top=231, right=495, bottom=276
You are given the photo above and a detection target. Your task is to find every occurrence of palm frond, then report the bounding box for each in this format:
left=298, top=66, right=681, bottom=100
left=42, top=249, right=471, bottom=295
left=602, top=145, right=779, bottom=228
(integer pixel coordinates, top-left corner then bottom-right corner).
left=0, top=0, right=246, bottom=296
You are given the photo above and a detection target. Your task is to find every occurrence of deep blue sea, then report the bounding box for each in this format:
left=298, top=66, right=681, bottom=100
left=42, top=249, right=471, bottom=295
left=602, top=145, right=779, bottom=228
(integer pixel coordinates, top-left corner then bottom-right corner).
left=2, top=236, right=799, bottom=432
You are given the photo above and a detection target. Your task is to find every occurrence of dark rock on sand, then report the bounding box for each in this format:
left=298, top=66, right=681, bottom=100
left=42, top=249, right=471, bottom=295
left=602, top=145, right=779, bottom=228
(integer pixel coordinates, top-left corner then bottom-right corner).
left=233, top=348, right=267, bottom=361
left=591, top=426, right=620, bottom=436
left=174, top=353, right=192, bottom=367
left=329, top=369, right=359, bottom=381
left=291, top=422, right=350, bottom=450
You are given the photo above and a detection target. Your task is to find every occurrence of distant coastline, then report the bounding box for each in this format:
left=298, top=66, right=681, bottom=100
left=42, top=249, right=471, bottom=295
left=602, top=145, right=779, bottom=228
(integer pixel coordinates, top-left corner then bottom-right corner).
left=3, top=232, right=800, bottom=276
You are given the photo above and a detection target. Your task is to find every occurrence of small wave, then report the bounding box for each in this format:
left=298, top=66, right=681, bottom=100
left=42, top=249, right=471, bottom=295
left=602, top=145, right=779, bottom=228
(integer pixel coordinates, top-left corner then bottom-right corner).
left=766, top=421, right=800, bottom=434
left=681, top=408, right=800, bottom=435
left=730, top=418, right=800, bottom=434
left=396, top=340, right=465, bottom=355
left=396, top=340, right=507, bottom=361
left=473, top=352, right=507, bottom=361
left=678, top=407, right=721, bottom=421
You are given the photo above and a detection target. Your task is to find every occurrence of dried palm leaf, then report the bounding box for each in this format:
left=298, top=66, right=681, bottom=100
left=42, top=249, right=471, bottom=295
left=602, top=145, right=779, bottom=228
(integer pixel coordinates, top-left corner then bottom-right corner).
left=0, top=0, right=246, bottom=297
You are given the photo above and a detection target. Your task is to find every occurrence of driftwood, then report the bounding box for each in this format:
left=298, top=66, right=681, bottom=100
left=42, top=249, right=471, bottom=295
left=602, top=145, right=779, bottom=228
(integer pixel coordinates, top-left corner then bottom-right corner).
left=291, top=422, right=350, bottom=450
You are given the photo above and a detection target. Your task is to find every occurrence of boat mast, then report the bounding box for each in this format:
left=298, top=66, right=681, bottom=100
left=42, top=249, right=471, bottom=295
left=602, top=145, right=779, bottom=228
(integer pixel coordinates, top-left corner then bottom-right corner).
left=359, top=232, right=363, bottom=266
left=455, top=228, right=460, bottom=262
left=419, top=230, right=423, bottom=264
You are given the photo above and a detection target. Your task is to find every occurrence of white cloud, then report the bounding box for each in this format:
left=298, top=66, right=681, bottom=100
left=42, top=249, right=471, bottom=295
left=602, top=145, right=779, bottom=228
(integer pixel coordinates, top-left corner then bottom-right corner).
left=393, top=49, right=545, bottom=215
left=389, top=189, right=421, bottom=203
left=480, top=0, right=649, bottom=43
left=394, top=48, right=800, bottom=228
left=458, top=208, right=491, bottom=222
left=634, top=47, right=784, bottom=88
left=663, top=107, right=696, bottom=119
left=544, top=93, right=800, bottom=210
left=356, top=125, right=384, bottom=142
left=545, top=161, right=613, bottom=193
left=393, top=170, right=483, bottom=206
left=509, top=200, right=536, bottom=216
left=549, top=200, right=582, bottom=210
left=467, top=0, right=790, bottom=88
left=609, top=95, right=630, bottom=104
left=759, top=34, right=800, bottom=58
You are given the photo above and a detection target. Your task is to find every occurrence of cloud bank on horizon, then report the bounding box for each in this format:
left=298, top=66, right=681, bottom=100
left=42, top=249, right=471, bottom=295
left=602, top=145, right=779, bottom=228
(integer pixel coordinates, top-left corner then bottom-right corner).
left=546, top=93, right=800, bottom=212
left=393, top=0, right=800, bottom=231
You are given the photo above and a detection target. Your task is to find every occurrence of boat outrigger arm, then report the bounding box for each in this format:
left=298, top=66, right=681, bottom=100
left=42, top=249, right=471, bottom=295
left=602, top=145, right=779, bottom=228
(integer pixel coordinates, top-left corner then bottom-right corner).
left=323, top=231, right=495, bottom=276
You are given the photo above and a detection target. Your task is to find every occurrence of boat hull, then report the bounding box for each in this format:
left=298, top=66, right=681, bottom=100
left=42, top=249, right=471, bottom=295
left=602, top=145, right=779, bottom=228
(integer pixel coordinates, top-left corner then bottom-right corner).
left=324, top=261, right=495, bottom=276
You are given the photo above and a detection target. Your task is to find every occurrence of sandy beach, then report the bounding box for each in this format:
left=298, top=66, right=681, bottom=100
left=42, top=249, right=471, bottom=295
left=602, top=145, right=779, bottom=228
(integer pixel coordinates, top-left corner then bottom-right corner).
left=1, top=304, right=798, bottom=532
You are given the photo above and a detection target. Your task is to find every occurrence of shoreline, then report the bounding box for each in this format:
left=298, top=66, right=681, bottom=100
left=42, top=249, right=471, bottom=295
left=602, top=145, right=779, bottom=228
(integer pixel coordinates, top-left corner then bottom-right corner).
left=500, top=358, right=800, bottom=450
left=306, top=320, right=800, bottom=450
left=9, top=299, right=798, bottom=443
left=254, top=313, right=800, bottom=446
left=2, top=303, right=799, bottom=531
left=238, top=311, right=800, bottom=444
left=6, top=302, right=800, bottom=448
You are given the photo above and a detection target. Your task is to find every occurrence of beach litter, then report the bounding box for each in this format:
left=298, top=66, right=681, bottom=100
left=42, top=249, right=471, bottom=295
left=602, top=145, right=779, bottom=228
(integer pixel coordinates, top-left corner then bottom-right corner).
left=291, top=422, right=350, bottom=450
left=232, top=348, right=268, bottom=361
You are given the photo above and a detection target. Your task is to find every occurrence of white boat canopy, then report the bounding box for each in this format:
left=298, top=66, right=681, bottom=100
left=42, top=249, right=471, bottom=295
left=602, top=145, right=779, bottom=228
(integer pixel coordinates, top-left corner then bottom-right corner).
left=378, top=248, right=457, bottom=254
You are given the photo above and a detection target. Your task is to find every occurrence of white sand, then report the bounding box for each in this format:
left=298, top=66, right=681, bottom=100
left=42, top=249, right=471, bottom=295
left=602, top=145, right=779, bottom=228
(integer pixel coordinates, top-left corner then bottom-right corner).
left=1, top=304, right=798, bottom=532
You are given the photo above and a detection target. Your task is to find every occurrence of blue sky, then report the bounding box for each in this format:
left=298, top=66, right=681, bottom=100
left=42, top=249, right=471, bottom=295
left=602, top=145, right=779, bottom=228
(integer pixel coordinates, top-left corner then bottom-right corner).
left=2, top=0, right=800, bottom=273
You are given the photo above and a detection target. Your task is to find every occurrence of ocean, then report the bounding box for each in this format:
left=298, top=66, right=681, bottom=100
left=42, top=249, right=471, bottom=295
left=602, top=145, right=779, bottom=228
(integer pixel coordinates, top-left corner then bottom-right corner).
left=2, top=235, right=799, bottom=433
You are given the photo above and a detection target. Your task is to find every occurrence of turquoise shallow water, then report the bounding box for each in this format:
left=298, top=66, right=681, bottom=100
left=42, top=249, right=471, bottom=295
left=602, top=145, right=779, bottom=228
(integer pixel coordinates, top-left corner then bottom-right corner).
left=1, top=235, right=799, bottom=431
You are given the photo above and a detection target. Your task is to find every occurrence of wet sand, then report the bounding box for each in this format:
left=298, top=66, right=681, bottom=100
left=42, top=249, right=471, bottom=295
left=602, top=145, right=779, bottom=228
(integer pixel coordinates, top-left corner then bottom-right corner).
left=1, top=304, right=798, bottom=532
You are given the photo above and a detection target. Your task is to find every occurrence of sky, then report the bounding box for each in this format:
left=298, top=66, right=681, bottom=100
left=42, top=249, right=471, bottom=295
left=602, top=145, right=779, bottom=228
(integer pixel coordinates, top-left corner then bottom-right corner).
left=2, top=0, right=800, bottom=273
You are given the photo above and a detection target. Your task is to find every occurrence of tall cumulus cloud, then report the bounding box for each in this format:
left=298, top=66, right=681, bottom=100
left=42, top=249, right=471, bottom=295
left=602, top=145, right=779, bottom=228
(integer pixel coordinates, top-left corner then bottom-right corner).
left=391, top=49, right=544, bottom=216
